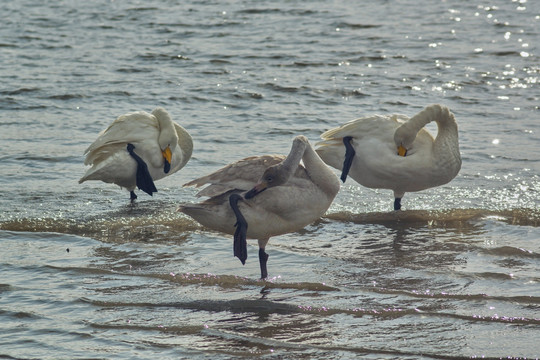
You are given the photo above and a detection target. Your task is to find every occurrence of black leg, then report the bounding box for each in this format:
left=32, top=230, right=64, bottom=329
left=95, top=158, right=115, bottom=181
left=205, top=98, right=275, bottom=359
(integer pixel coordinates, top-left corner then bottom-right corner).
left=127, top=143, right=158, bottom=196
left=259, top=248, right=269, bottom=279
left=130, top=190, right=137, bottom=203
left=229, top=193, right=248, bottom=265
left=394, top=197, right=402, bottom=211
left=341, top=136, right=356, bottom=183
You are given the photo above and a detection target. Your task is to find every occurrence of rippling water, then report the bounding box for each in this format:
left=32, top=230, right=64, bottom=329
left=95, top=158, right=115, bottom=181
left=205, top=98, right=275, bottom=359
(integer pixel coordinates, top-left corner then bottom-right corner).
left=1, top=0, right=539, bottom=358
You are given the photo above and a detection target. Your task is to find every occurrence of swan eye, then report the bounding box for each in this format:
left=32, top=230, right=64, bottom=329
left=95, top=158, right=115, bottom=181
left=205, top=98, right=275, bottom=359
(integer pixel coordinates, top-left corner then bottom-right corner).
left=266, top=176, right=274, bottom=183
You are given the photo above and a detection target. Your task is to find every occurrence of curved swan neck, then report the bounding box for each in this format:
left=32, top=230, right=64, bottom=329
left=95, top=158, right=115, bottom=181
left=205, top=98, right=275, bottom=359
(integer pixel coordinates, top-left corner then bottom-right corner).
left=410, top=104, right=457, bottom=133
left=152, top=108, right=178, bottom=147
left=280, top=136, right=308, bottom=176
left=395, top=104, right=458, bottom=150
left=296, top=136, right=341, bottom=196
left=153, top=108, right=173, bottom=131
left=411, top=105, right=461, bottom=166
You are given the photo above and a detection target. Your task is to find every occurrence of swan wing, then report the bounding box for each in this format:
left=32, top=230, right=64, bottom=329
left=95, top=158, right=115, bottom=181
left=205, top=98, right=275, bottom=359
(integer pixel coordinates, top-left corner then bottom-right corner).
left=184, top=155, right=286, bottom=197
left=84, top=111, right=158, bottom=164
left=167, top=122, right=193, bottom=174
left=78, top=144, right=137, bottom=189
left=318, top=114, right=407, bottom=143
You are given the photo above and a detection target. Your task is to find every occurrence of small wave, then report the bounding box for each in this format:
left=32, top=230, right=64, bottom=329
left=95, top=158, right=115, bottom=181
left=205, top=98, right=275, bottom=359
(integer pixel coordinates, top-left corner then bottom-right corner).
left=83, top=296, right=418, bottom=320
left=482, top=246, right=540, bottom=259
left=335, top=22, right=381, bottom=29
left=290, top=61, right=327, bottom=68
left=208, top=59, right=232, bottom=65
left=105, top=90, right=132, bottom=97
left=0, top=284, right=17, bottom=293
left=115, top=67, right=152, bottom=73
left=231, top=91, right=264, bottom=100
left=137, top=53, right=191, bottom=61
left=88, top=321, right=204, bottom=335
left=325, top=208, right=540, bottom=227
left=13, top=154, right=77, bottom=163
left=237, top=8, right=317, bottom=16
left=336, top=88, right=370, bottom=98
left=46, top=94, right=86, bottom=100
left=159, top=272, right=340, bottom=292
left=419, top=309, right=540, bottom=326
left=491, top=50, right=522, bottom=57
left=0, top=309, right=43, bottom=320
left=126, top=6, right=159, bottom=12
left=261, top=82, right=300, bottom=93
left=1, top=87, right=41, bottom=95
left=2, top=208, right=539, bottom=243
left=0, top=212, right=199, bottom=244
left=371, top=287, right=540, bottom=305
left=237, top=8, right=281, bottom=14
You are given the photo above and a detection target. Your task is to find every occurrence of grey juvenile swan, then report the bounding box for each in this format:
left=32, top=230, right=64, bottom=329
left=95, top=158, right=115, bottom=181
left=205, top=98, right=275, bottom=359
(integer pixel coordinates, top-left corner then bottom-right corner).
left=179, top=135, right=340, bottom=279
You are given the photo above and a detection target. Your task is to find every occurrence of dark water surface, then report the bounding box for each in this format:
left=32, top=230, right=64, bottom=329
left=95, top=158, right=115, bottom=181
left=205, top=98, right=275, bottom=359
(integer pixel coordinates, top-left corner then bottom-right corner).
left=1, top=0, right=539, bottom=358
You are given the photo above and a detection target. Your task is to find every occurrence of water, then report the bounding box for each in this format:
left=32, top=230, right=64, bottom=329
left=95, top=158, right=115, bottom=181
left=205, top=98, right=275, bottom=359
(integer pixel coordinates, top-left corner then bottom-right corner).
left=1, top=0, right=539, bottom=358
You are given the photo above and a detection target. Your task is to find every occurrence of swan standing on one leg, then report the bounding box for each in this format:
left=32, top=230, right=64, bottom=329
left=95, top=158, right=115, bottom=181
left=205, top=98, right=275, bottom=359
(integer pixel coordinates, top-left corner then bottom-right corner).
left=79, top=107, right=193, bottom=202
left=315, top=104, right=461, bottom=210
left=178, top=135, right=340, bottom=279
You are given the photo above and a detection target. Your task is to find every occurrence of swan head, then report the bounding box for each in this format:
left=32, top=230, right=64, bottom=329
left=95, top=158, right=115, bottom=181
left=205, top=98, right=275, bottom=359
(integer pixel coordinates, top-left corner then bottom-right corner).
left=153, top=108, right=179, bottom=174
left=245, top=164, right=288, bottom=199
left=245, top=135, right=308, bottom=199
left=393, top=124, right=416, bottom=157
left=161, top=145, right=173, bottom=173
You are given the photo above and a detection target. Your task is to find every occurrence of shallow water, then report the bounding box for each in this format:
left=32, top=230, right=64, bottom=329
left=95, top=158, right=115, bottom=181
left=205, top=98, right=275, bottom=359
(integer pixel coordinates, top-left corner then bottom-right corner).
left=1, top=0, right=539, bottom=358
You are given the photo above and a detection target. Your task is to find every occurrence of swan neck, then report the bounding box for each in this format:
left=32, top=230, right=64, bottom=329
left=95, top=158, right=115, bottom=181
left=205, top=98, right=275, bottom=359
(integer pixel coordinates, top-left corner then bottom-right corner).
left=299, top=138, right=341, bottom=196
left=421, top=105, right=460, bottom=165
left=154, top=109, right=173, bottom=132
left=281, top=137, right=307, bottom=175
left=153, top=108, right=178, bottom=149
left=406, top=106, right=436, bottom=132
left=404, top=104, right=459, bottom=146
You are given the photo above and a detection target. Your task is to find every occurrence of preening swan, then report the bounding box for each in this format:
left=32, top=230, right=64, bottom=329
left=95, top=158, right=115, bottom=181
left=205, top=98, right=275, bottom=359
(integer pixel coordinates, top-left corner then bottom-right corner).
left=316, top=104, right=461, bottom=210
left=179, top=135, right=340, bottom=279
left=79, top=107, right=193, bottom=202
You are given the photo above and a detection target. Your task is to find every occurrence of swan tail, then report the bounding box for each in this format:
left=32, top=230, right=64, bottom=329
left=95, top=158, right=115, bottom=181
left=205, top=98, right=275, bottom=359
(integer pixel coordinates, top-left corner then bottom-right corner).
left=78, top=164, right=113, bottom=184
left=315, top=139, right=347, bottom=173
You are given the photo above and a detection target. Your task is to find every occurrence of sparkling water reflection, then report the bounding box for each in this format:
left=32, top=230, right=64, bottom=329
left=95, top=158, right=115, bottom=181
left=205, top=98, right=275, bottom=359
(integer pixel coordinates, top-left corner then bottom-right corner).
left=1, top=0, right=539, bottom=358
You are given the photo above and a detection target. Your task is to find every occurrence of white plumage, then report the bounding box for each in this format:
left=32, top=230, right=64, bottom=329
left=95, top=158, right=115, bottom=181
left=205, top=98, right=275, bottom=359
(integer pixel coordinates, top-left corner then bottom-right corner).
left=316, top=104, right=461, bottom=210
left=79, top=107, right=193, bottom=201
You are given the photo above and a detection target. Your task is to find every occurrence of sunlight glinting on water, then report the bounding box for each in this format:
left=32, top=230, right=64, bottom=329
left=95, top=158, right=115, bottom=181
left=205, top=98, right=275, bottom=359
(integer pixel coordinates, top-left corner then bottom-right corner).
left=0, top=0, right=539, bottom=358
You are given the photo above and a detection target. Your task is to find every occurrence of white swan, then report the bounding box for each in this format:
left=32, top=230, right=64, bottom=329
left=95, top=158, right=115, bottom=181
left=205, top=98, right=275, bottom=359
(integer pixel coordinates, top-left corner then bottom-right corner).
left=79, top=107, right=193, bottom=201
left=178, top=135, right=340, bottom=279
left=315, top=104, right=461, bottom=210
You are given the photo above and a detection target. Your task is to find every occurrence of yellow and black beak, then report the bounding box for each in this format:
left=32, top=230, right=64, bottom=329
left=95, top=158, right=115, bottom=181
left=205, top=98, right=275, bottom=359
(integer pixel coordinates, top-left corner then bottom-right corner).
left=397, top=145, right=407, bottom=157
left=162, top=146, right=172, bottom=173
